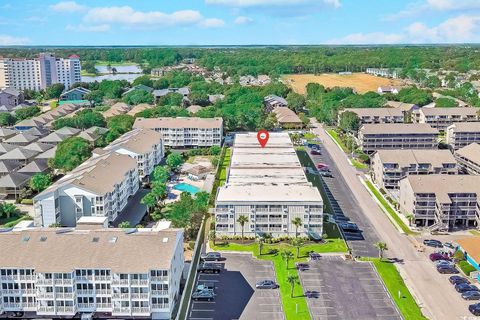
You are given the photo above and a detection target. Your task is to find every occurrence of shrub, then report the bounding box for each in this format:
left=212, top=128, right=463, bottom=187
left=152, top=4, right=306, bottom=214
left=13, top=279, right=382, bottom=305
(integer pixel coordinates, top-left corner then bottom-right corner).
left=188, top=241, right=196, bottom=250
left=20, top=199, right=33, bottom=205
left=458, top=260, right=476, bottom=275
left=453, top=250, right=465, bottom=262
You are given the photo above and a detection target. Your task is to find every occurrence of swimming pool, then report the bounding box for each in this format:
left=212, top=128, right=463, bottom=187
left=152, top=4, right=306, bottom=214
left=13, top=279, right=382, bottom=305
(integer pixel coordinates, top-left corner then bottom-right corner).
left=173, top=183, right=200, bottom=194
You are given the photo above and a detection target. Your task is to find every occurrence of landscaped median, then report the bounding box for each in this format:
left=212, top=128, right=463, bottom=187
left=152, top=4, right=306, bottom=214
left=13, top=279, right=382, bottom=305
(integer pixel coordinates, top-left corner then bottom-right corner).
left=363, top=179, right=417, bottom=236
left=211, top=227, right=347, bottom=320
left=365, top=258, right=427, bottom=320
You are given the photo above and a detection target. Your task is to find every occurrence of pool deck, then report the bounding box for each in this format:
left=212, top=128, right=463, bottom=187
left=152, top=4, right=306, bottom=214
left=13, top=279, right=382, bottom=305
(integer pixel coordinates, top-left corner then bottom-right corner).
left=165, top=175, right=208, bottom=204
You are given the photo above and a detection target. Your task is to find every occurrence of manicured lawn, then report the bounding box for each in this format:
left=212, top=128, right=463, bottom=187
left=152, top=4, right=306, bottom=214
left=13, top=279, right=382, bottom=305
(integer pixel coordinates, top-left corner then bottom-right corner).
left=469, top=230, right=480, bottom=236
left=303, top=132, right=316, bottom=140
left=326, top=129, right=348, bottom=152
left=0, top=215, right=32, bottom=228
left=94, top=60, right=139, bottom=66
left=369, top=258, right=427, bottom=320
left=218, top=148, right=231, bottom=186
left=458, top=260, right=476, bottom=275
left=364, top=180, right=416, bottom=235
left=351, top=159, right=368, bottom=170
left=211, top=238, right=347, bottom=320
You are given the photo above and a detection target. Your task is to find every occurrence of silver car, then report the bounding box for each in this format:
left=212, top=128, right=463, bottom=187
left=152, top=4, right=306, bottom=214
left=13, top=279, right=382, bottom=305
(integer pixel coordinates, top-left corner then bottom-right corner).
left=256, top=280, right=278, bottom=289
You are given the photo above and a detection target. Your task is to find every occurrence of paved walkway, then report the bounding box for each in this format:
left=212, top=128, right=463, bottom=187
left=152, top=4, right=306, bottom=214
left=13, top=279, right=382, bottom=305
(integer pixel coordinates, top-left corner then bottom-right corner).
left=311, top=119, right=471, bottom=320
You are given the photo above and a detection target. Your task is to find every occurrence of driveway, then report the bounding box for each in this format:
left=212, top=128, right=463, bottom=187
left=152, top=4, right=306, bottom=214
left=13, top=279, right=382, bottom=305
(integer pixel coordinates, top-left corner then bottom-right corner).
left=311, top=119, right=473, bottom=319
left=299, top=256, right=401, bottom=320
left=188, top=253, right=284, bottom=320
left=112, top=188, right=148, bottom=227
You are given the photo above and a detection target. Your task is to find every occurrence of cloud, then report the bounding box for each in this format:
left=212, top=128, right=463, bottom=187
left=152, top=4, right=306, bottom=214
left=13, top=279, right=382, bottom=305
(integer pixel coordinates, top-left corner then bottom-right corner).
left=82, top=6, right=222, bottom=29
left=206, top=0, right=340, bottom=7
left=66, top=24, right=110, bottom=32
left=426, top=0, right=480, bottom=10
left=50, top=1, right=87, bottom=13
left=234, top=16, right=254, bottom=24
left=0, top=34, right=29, bottom=45
left=329, top=14, right=480, bottom=44
left=26, top=16, right=48, bottom=23
left=384, top=0, right=480, bottom=21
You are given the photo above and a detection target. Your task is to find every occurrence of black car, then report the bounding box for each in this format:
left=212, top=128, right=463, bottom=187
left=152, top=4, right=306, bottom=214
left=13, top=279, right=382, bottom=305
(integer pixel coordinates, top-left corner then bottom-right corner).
left=319, top=171, right=333, bottom=177
left=455, top=283, right=479, bottom=293
left=309, top=252, right=321, bottom=261
left=192, top=289, right=214, bottom=301
left=469, top=303, right=480, bottom=316
left=462, top=291, right=480, bottom=300
left=333, top=214, right=350, bottom=222
left=449, top=275, right=470, bottom=285
left=197, top=263, right=222, bottom=274
left=423, top=239, right=443, bottom=248
left=340, top=222, right=360, bottom=232
left=437, top=265, right=459, bottom=274
left=296, top=263, right=309, bottom=271
left=201, top=252, right=222, bottom=261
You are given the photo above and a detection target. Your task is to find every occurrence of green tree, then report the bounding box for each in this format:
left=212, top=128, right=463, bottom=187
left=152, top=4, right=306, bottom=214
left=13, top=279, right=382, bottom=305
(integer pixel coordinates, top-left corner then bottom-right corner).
left=405, top=213, right=415, bottom=226
left=166, top=152, right=184, bottom=171
left=0, top=113, right=16, bottom=126
left=132, top=75, right=153, bottom=87
left=291, top=217, right=303, bottom=238
left=29, top=173, right=52, bottom=192
left=157, top=93, right=183, bottom=106
left=291, top=237, right=305, bottom=258
left=152, top=165, right=170, bottom=183
left=85, top=90, right=103, bottom=104
left=50, top=137, right=93, bottom=172
left=287, top=274, right=299, bottom=298
left=151, top=182, right=167, bottom=202
left=119, top=221, right=131, bottom=228
left=105, top=114, right=134, bottom=143
left=263, top=113, right=277, bottom=130
left=306, top=83, right=325, bottom=100
left=54, top=109, right=106, bottom=130
left=396, top=87, right=433, bottom=106
left=0, top=203, right=20, bottom=219
left=209, top=229, right=216, bottom=246
left=208, top=145, right=222, bottom=156
left=435, top=97, right=458, bottom=108
left=141, top=192, right=157, bottom=211
left=14, top=106, right=40, bottom=121
left=374, top=242, right=388, bottom=260
left=281, top=250, right=294, bottom=269
left=153, top=78, right=169, bottom=89
left=44, top=83, right=65, bottom=100
left=339, top=111, right=360, bottom=133
left=257, top=237, right=265, bottom=256
left=286, top=92, right=306, bottom=112
left=189, top=91, right=209, bottom=106
left=237, top=215, right=249, bottom=243
left=122, top=90, right=154, bottom=106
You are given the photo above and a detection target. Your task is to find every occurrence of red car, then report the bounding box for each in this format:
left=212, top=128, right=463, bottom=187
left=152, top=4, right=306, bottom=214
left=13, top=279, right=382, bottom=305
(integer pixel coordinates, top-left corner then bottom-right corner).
left=310, top=149, right=321, bottom=155
left=317, top=163, right=328, bottom=169
left=430, top=252, right=451, bottom=261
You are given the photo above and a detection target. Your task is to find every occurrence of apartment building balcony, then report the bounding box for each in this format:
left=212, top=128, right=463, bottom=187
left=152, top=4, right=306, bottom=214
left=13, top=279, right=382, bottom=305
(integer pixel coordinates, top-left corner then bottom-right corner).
left=76, top=275, right=94, bottom=282
left=113, top=307, right=131, bottom=314
left=132, top=307, right=150, bottom=314
left=0, top=275, right=16, bottom=281
left=77, top=289, right=94, bottom=295
left=96, top=303, right=112, bottom=310
left=152, top=290, right=169, bottom=296
left=151, top=276, right=168, bottom=282
left=268, top=218, right=283, bottom=223
left=131, top=279, right=149, bottom=286
left=54, top=279, right=73, bottom=286
left=112, top=279, right=129, bottom=286
left=4, top=289, right=21, bottom=295
left=216, top=217, right=230, bottom=223
left=131, top=293, right=149, bottom=299
left=216, top=227, right=229, bottom=232
left=19, top=275, right=35, bottom=281
left=37, top=306, right=55, bottom=314
left=55, top=292, right=74, bottom=299
left=152, top=303, right=169, bottom=309
left=113, top=292, right=129, bottom=299
left=23, top=289, right=36, bottom=295
left=4, top=302, right=21, bottom=309
left=23, top=302, right=36, bottom=309
left=78, top=303, right=96, bottom=310
left=56, top=306, right=75, bottom=314
left=95, top=289, right=111, bottom=295
left=37, top=292, right=54, bottom=299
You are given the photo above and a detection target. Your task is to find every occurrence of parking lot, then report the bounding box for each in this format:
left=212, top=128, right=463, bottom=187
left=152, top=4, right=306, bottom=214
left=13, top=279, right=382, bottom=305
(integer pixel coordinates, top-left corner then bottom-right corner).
left=299, top=256, right=401, bottom=320
left=306, top=145, right=380, bottom=257
left=188, top=253, right=284, bottom=320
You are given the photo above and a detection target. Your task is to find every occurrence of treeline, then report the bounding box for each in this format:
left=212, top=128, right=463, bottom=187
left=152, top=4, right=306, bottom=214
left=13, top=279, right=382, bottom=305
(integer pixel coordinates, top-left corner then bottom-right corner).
left=1, top=46, right=480, bottom=74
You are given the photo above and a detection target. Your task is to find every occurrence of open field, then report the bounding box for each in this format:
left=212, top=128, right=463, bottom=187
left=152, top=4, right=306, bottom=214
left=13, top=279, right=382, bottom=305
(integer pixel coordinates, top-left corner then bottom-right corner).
left=283, top=73, right=404, bottom=94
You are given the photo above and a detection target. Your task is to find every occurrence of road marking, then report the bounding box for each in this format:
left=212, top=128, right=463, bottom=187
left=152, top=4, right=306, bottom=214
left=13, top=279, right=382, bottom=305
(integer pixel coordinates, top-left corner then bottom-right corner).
left=193, top=301, right=216, bottom=305
left=191, top=309, right=214, bottom=312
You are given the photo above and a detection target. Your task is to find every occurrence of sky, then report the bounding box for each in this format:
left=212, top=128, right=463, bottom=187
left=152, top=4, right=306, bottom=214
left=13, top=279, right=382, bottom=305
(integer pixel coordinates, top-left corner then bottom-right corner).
left=1, top=0, right=480, bottom=45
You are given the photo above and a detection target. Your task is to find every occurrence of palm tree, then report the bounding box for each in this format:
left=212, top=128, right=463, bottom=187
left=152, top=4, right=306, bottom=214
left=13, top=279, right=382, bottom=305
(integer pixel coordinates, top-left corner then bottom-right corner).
left=287, top=274, right=299, bottom=298
left=257, top=237, right=265, bottom=256
left=406, top=213, right=414, bottom=226
left=281, top=250, right=294, bottom=269
left=291, top=217, right=303, bottom=238
left=374, top=242, right=388, bottom=260
left=291, top=238, right=305, bottom=258
left=237, top=215, right=249, bottom=243
left=209, top=230, right=216, bottom=246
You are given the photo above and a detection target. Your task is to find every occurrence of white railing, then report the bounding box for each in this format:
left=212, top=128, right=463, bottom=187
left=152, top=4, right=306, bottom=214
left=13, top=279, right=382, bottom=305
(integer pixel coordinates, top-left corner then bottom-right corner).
left=55, top=292, right=74, bottom=299
left=130, top=279, right=149, bottom=286
left=0, top=275, right=15, bottom=281
left=3, top=302, right=21, bottom=309
left=54, top=279, right=73, bottom=285
left=113, top=307, right=130, bottom=314
left=152, top=303, right=168, bottom=309
left=132, top=307, right=150, bottom=314
left=37, top=292, right=54, bottom=299
left=96, top=303, right=111, bottom=309
left=36, top=279, right=53, bottom=285
left=19, top=275, right=35, bottom=281
left=96, top=289, right=110, bottom=295
left=4, top=289, right=20, bottom=295
left=37, top=306, right=55, bottom=313
left=77, top=289, right=94, bottom=295
left=76, top=275, right=94, bottom=282
left=112, top=279, right=128, bottom=285
left=151, top=276, right=168, bottom=282
left=95, top=275, right=111, bottom=281
left=56, top=306, right=75, bottom=313
left=113, top=292, right=129, bottom=299
left=78, top=303, right=96, bottom=309
left=152, top=290, right=168, bottom=296
left=131, top=293, right=149, bottom=299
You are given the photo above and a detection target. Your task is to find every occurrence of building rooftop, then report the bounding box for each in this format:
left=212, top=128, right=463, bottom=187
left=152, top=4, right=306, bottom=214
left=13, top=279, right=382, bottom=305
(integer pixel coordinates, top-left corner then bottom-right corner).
left=374, top=149, right=456, bottom=168
left=384, top=101, right=417, bottom=111
left=0, top=227, right=182, bottom=273
left=360, top=123, right=438, bottom=135
left=133, top=117, right=223, bottom=129
left=216, top=185, right=323, bottom=203
left=455, top=143, right=480, bottom=164
left=418, top=107, right=478, bottom=116
left=448, top=122, right=480, bottom=132
left=403, top=175, right=480, bottom=203
left=273, top=107, right=302, bottom=124
left=264, top=95, right=287, bottom=105
left=342, top=107, right=403, bottom=118
left=104, top=128, right=162, bottom=154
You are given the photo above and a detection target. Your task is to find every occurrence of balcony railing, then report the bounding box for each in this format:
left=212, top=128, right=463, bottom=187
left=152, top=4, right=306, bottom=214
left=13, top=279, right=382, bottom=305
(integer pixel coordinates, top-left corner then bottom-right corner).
left=112, top=279, right=129, bottom=286
left=151, top=276, right=168, bottom=282
left=19, top=275, right=35, bottom=281
left=132, top=307, right=150, bottom=314
left=37, top=292, right=54, bottom=299
left=37, top=306, right=55, bottom=313
left=131, top=293, right=149, bottom=299
left=152, top=303, right=169, bottom=309
left=55, top=292, right=74, bottom=299
left=4, top=289, right=21, bottom=295
left=95, top=275, right=111, bottom=282
left=54, top=279, right=73, bottom=285
left=56, top=306, right=75, bottom=313
left=113, top=307, right=130, bottom=314
left=113, top=292, right=129, bottom=299
left=78, top=303, right=96, bottom=309
left=96, top=289, right=111, bottom=295
left=130, top=279, right=149, bottom=286
left=23, top=289, right=36, bottom=295
left=152, top=290, right=168, bottom=296
left=3, top=302, right=21, bottom=309
left=77, top=289, right=94, bottom=295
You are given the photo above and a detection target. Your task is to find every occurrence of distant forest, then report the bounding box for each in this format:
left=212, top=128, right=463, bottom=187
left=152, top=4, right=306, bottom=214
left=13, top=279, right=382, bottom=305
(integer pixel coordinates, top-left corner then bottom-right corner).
left=0, top=46, right=479, bottom=75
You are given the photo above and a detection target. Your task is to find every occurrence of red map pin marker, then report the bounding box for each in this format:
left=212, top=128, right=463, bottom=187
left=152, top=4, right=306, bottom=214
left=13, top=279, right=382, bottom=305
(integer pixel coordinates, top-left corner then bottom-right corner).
left=257, top=130, right=269, bottom=148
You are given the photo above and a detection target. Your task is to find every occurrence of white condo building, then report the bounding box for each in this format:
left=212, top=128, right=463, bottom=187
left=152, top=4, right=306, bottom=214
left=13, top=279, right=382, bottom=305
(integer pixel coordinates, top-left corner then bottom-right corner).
left=133, top=117, right=223, bottom=148
left=0, top=53, right=81, bottom=91
left=214, top=133, right=323, bottom=238
left=0, top=221, right=184, bottom=319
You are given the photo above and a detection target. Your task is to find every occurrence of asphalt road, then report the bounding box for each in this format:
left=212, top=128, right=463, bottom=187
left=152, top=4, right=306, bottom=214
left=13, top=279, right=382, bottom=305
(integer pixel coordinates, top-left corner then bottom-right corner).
left=188, top=253, right=284, bottom=320
left=310, top=119, right=472, bottom=320
left=305, top=145, right=380, bottom=257
left=299, top=256, right=401, bottom=320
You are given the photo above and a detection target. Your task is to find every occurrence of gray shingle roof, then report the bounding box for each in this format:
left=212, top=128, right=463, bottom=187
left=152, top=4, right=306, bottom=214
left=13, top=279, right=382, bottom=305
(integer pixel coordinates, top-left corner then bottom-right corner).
left=0, top=148, right=40, bottom=161
left=0, top=172, right=32, bottom=188
left=17, top=159, right=49, bottom=174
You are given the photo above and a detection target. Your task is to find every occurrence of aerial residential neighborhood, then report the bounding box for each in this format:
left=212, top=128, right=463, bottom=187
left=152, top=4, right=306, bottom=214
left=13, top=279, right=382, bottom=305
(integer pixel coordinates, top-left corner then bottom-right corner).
left=2, top=1, right=480, bottom=320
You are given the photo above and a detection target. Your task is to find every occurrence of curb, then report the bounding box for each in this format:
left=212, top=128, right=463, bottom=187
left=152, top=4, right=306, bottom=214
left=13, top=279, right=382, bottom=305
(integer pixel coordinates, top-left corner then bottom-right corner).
left=324, top=128, right=354, bottom=167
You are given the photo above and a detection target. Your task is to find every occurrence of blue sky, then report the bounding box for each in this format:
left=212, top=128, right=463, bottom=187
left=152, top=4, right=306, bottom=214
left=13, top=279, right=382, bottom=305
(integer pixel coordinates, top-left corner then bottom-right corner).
left=1, top=0, right=480, bottom=45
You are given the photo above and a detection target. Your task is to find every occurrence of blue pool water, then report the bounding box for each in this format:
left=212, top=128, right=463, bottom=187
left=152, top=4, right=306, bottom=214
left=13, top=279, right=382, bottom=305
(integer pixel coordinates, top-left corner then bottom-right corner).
left=173, top=183, right=200, bottom=194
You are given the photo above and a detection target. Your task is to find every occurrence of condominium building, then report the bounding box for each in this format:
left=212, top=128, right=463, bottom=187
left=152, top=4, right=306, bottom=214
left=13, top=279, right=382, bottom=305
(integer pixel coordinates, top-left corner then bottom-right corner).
left=399, top=175, right=480, bottom=229
left=263, top=95, right=288, bottom=113
left=358, top=123, right=438, bottom=154
left=133, top=117, right=223, bottom=148
left=455, top=143, right=480, bottom=175
left=33, top=152, right=139, bottom=227
left=339, top=108, right=404, bottom=125
left=446, top=122, right=480, bottom=150
left=371, top=149, right=457, bottom=190
left=214, top=132, right=323, bottom=238
left=98, top=129, right=164, bottom=179
left=0, top=53, right=81, bottom=91
left=0, top=222, right=184, bottom=319
left=413, top=107, right=479, bottom=131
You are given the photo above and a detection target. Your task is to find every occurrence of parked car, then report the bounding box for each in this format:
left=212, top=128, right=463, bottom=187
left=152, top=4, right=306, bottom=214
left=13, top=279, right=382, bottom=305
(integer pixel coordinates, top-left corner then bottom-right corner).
left=310, top=149, right=321, bottom=155
left=319, top=171, right=333, bottom=177
left=429, top=252, right=451, bottom=261
left=201, top=252, right=222, bottom=261
left=197, top=263, right=222, bottom=274
left=462, top=291, right=480, bottom=300
left=309, top=252, right=321, bottom=261
left=455, top=283, right=479, bottom=293
left=192, top=289, right=214, bottom=301
left=317, top=163, right=329, bottom=169
left=437, top=265, right=459, bottom=274
left=195, top=282, right=215, bottom=293
left=296, top=263, right=309, bottom=271
left=333, top=214, right=350, bottom=222
left=256, top=280, right=279, bottom=289
left=449, top=276, right=470, bottom=285
left=435, top=260, right=454, bottom=267
left=443, top=242, right=456, bottom=249
left=340, top=222, right=360, bottom=232
left=469, top=303, right=480, bottom=316
left=423, top=239, right=443, bottom=248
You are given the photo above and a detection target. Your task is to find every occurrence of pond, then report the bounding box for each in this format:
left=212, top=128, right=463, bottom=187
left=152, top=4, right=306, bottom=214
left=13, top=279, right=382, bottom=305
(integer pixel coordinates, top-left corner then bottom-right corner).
left=95, top=64, right=142, bottom=74
left=81, top=63, right=143, bottom=83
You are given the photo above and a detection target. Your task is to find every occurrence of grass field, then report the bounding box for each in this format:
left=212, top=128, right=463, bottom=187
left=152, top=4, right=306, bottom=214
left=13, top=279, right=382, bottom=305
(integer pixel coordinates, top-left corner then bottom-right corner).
left=326, top=129, right=348, bottom=152
left=368, top=258, right=427, bottom=320
left=283, top=73, right=403, bottom=94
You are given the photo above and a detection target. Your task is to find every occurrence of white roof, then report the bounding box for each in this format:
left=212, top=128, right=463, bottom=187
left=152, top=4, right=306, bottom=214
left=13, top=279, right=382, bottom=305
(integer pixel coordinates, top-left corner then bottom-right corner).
left=216, top=185, right=322, bottom=203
